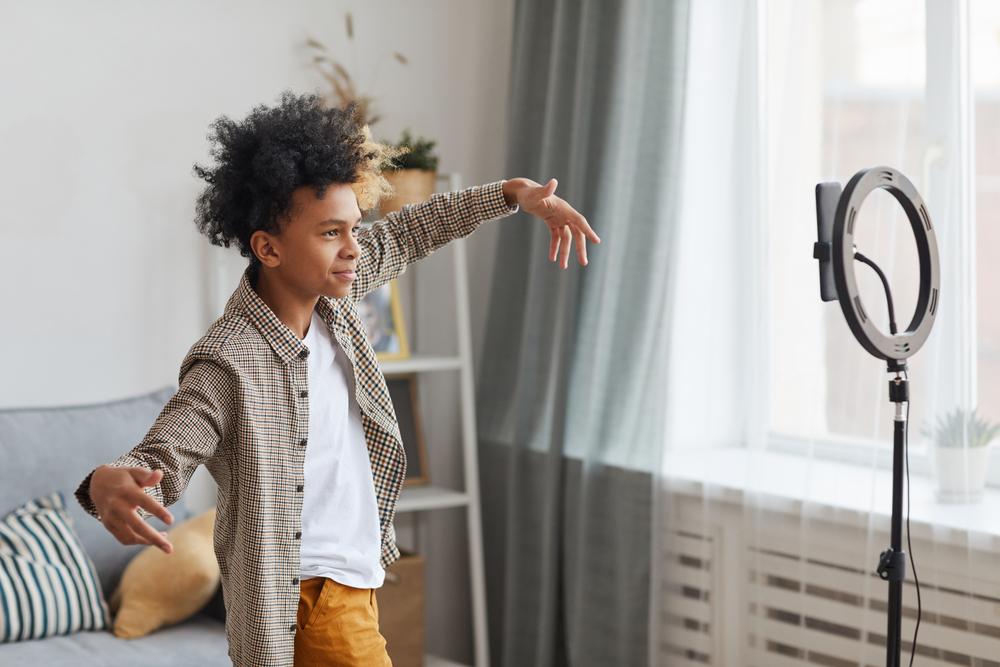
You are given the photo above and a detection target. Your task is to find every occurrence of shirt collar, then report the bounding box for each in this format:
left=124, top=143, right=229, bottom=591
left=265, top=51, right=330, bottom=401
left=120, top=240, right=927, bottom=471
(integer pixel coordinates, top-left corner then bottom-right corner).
left=225, top=265, right=347, bottom=365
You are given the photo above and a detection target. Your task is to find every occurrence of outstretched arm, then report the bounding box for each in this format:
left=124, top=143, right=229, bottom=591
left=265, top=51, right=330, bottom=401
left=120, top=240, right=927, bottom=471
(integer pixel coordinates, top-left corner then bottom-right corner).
left=349, top=177, right=601, bottom=301
left=74, top=357, right=235, bottom=550
left=349, top=180, right=518, bottom=300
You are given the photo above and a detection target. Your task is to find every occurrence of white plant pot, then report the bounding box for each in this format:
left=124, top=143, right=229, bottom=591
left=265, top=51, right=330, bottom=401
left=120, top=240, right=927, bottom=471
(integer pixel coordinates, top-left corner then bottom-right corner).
left=932, top=444, right=992, bottom=503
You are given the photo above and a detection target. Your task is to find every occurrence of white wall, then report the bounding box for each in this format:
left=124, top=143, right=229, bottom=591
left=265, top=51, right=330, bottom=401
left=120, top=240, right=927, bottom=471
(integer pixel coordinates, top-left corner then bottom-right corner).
left=0, top=1, right=516, bottom=663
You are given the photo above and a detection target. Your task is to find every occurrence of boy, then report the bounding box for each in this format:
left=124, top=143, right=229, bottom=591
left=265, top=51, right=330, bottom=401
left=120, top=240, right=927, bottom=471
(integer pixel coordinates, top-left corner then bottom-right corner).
left=74, top=90, right=599, bottom=666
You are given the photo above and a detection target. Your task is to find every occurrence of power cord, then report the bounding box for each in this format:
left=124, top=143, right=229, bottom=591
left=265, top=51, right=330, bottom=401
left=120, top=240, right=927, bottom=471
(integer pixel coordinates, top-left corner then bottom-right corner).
left=855, top=251, right=898, bottom=335
left=903, top=368, right=921, bottom=666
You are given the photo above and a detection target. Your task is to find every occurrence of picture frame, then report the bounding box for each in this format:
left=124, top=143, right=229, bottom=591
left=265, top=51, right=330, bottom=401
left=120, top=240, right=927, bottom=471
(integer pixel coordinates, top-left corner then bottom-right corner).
left=385, top=373, right=429, bottom=487
left=359, top=280, right=410, bottom=361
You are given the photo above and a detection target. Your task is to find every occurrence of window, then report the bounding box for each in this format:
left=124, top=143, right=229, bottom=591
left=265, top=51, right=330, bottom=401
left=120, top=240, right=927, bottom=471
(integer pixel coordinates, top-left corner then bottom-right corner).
left=762, top=1, right=1000, bottom=477
left=973, top=0, right=1000, bottom=450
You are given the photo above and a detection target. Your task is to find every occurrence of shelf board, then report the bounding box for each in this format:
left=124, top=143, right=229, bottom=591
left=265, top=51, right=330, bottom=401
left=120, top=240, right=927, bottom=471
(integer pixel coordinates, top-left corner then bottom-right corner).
left=396, top=485, right=470, bottom=513
left=380, top=354, right=462, bottom=375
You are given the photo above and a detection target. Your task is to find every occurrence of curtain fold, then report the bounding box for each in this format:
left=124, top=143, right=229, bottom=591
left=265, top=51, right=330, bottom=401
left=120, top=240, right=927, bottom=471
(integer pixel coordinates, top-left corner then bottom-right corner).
left=475, top=0, right=689, bottom=665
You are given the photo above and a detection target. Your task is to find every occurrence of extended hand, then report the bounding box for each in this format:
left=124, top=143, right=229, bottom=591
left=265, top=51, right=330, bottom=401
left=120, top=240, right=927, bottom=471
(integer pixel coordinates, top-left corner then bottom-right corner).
left=509, top=178, right=601, bottom=269
left=91, top=466, right=175, bottom=554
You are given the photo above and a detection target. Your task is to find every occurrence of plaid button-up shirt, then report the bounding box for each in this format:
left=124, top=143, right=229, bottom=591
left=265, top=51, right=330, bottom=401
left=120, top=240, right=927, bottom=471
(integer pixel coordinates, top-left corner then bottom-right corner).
left=74, top=179, right=518, bottom=666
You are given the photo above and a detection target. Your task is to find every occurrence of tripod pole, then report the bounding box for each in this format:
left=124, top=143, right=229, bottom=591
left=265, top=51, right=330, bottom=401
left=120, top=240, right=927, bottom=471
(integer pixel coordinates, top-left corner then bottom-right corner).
left=878, top=365, right=909, bottom=667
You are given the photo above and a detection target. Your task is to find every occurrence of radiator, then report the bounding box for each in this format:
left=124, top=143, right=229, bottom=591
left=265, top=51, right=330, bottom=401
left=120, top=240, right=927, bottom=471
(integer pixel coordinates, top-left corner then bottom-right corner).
left=657, top=487, right=1000, bottom=667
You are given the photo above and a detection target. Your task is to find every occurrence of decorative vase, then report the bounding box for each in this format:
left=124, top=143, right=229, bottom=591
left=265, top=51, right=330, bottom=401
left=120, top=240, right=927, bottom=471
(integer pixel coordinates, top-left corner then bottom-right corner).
left=379, top=168, right=437, bottom=215
left=932, top=444, right=991, bottom=503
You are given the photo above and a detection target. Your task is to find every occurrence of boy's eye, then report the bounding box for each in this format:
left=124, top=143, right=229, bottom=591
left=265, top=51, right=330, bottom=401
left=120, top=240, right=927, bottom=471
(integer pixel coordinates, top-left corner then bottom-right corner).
left=325, top=228, right=360, bottom=237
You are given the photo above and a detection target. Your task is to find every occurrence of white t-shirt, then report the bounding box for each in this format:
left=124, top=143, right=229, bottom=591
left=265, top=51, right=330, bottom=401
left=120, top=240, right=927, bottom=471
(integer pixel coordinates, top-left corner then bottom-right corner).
left=298, top=309, right=385, bottom=588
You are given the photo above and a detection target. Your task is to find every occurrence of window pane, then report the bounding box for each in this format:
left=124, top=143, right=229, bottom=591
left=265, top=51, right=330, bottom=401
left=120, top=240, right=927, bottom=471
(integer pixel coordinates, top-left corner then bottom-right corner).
left=766, top=0, right=928, bottom=447
left=973, top=0, right=1000, bottom=436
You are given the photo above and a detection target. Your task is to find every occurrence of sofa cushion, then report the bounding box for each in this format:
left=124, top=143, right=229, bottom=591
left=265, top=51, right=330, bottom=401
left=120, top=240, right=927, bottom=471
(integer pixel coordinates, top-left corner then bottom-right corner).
left=0, top=386, right=194, bottom=597
left=1, top=491, right=111, bottom=642
left=0, top=613, right=229, bottom=666
left=109, top=507, right=219, bottom=638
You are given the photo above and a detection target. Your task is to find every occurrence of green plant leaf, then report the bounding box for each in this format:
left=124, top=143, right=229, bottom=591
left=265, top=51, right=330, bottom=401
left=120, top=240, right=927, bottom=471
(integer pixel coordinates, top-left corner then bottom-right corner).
left=388, top=128, right=439, bottom=170
left=929, top=406, right=1000, bottom=448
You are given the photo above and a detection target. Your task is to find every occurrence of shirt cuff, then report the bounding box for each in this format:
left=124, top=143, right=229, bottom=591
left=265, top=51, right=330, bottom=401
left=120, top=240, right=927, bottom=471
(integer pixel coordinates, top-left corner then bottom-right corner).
left=74, top=457, right=158, bottom=521
left=479, top=180, right=520, bottom=220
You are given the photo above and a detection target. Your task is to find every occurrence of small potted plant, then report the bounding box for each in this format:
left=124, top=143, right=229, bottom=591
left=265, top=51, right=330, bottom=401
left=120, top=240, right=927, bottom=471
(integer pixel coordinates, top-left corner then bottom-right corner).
left=379, top=128, right=440, bottom=215
left=921, top=407, right=1000, bottom=503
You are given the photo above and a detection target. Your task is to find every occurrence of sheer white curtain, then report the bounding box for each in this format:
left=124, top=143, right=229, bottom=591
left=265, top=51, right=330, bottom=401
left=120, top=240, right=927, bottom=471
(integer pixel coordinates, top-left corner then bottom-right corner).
left=651, top=1, right=1000, bottom=664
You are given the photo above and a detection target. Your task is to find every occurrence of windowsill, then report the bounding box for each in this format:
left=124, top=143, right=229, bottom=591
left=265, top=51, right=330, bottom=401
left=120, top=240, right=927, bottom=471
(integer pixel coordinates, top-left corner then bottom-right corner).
left=661, top=447, right=1000, bottom=539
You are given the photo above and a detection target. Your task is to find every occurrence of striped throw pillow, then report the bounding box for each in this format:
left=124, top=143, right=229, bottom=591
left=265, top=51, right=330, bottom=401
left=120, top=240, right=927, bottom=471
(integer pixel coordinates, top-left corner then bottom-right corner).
left=0, top=491, right=111, bottom=642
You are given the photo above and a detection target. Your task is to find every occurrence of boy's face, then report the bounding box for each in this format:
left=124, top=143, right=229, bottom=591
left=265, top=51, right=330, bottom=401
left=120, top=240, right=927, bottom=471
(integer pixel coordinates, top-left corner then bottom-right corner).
left=252, top=182, right=363, bottom=299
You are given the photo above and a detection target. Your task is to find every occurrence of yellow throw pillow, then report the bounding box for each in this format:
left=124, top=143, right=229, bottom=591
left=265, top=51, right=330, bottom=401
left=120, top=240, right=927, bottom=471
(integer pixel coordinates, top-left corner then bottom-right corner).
left=108, top=506, right=219, bottom=638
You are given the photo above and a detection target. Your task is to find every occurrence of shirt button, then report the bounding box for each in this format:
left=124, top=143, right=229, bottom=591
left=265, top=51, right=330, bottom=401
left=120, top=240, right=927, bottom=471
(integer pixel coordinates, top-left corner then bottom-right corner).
left=292, top=577, right=299, bottom=585
left=299, top=438, right=307, bottom=447
left=296, top=484, right=303, bottom=492
left=300, top=390, right=308, bottom=398
left=289, top=624, right=296, bottom=633
left=298, top=350, right=308, bottom=359
left=295, top=531, right=302, bottom=539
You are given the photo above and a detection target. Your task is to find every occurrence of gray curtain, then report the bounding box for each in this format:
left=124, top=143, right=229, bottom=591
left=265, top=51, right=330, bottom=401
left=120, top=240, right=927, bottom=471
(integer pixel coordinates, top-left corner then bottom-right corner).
left=475, top=0, right=689, bottom=665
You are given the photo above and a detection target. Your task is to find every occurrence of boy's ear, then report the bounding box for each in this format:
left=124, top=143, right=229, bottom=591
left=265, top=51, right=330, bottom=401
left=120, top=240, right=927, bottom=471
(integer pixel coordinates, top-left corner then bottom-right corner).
left=250, top=230, right=281, bottom=268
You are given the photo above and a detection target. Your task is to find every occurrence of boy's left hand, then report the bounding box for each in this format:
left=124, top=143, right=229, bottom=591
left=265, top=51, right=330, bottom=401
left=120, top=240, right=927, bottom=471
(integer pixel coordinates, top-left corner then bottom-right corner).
left=503, top=178, right=601, bottom=269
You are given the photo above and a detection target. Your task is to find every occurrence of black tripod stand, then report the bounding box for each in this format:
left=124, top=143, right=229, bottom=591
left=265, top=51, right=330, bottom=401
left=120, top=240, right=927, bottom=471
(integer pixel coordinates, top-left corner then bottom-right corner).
left=877, top=360, right=909, bottom=666
left=814, top=166, right=939, bottom=666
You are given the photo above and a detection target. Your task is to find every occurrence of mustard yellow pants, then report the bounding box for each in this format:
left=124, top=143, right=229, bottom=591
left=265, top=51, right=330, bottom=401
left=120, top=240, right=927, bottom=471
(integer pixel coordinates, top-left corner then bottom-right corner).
left=294, top=576, right=393, bottom=666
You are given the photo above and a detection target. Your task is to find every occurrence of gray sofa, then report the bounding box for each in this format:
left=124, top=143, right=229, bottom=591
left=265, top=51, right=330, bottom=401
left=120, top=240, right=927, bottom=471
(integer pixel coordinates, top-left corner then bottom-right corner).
left=0, top=386, right=230, bottom=666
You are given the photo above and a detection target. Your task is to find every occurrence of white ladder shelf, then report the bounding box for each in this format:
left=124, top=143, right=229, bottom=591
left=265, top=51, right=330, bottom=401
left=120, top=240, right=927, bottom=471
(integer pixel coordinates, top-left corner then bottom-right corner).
left=387, top=171, right=490, bottom=667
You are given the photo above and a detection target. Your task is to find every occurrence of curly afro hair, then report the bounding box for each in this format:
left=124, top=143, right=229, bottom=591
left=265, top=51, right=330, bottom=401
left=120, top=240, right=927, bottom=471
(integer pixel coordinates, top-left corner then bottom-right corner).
left=192, top=89, right=406, bottom=277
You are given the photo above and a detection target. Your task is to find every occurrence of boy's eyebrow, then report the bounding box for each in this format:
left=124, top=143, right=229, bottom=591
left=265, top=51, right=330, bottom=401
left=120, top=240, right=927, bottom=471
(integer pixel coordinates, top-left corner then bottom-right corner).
left=318, top=217, right=362, bottom=227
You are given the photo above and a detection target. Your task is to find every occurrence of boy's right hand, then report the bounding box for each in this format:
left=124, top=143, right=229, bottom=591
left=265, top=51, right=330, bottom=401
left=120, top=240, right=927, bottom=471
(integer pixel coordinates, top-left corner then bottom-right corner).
left=90, top=465, right=175, bottom=554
